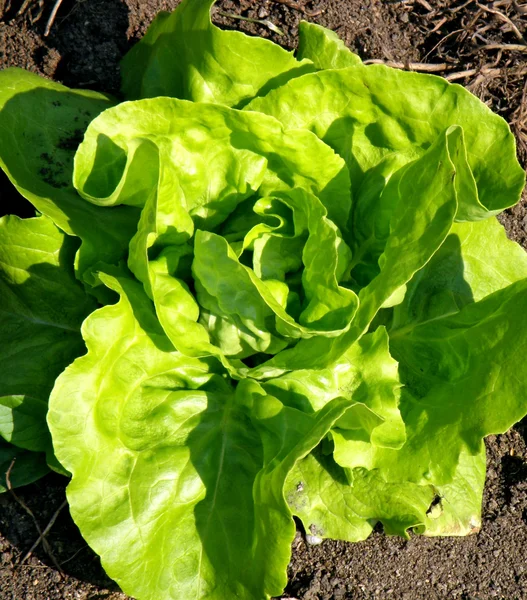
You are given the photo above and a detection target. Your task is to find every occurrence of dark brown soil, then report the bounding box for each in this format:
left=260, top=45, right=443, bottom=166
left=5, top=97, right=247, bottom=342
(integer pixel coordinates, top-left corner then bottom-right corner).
left=1, top=1, right=526, bottom=599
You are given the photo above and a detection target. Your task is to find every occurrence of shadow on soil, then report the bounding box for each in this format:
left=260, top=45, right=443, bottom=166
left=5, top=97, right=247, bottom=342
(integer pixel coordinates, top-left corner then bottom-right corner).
left=0, top=473, right=122, bottom=591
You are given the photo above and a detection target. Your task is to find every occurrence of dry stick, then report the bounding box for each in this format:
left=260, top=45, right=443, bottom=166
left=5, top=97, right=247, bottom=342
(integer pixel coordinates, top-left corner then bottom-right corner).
left=477, top=43, right=527, bottom=51
left=421, top=28, right=465, bottom=62
left=44, top=0, right=64, bottom=36
left=217, top=11, right=285, bottom=36
left=473, top=31, right=493, bottom=44
left=429, top=16, right=448, bottom=34
left=451, top=0, right=476, bottom=12
left=363, top=58, right=527, bottom=83
left=473, top=23, right=495, bottom=37
left=5, top=460, right=46, bottom=544
left=449, top=0, right=474, bottom=13
left=30, top=0, right=45, bottom=25
left=520, top=78, right=527, bottom=122
left=516, top=79, right=527, bottom=152
left=476, top=2, right=527, bottom=43
left=20, top=500, right=68, bottom=571
left=59, top=545, right=89, bottom=567
left=270, top=0, right=305, bottom=9
left=415, top=0, right=434, bottom=11
left=512, top=1, right=527, bottom=15
left=363, top=59, right=450, bottom=72
left=5, top=460, right=64, bottom=575
left=16, top=0, right=35, bottom=17
left=445, top=65, right=527, bottom=80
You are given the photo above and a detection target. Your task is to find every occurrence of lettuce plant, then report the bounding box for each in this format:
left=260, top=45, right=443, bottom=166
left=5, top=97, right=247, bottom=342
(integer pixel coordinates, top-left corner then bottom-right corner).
left=0, top=0, right=526, bottom=598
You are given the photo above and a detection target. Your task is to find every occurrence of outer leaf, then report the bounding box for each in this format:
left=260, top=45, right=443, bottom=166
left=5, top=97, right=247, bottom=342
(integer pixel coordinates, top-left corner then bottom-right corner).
left=0, top=68, right=139, bottom=280
left=120, top=0, right=314, bottom=107
left=238, top=380, right=363, bottom=595
left=392, top=217, right=527, bottom=329
left=297, top=21, right=362, bottom=69
left=49, top=270, right=254, bottom=600
left=48, top=270, right=358, bottom=599
left=380, top=279, right=527, bottom=486
left=285, top=449, right=435, bottom=542
left=284, top=443, right=485, bottom=542
left=0, top=438, right=49, bottom=493
left=417, top=445, right=486, bottom=537
left=0, top=214, right=95, bottom=454
left=247, top=66, right=525, bottom=219
left=0, top=396, right=48, bottom=453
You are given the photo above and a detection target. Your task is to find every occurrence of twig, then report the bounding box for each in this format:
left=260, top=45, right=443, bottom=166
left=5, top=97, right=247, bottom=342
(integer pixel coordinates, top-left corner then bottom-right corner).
left=271, top=0, right=304, bottom=9
left=217, top=11, right=284, bottom=36
left=44, top=0, right=64, bottom=36
left=364, top=59, right=450, bottom=72
left=6, top=460, right=64, bottom=575
left=429, top=17, right=448, bottom=34
left=512, top=1, right=527, bottom=15
left=476, top=2, right=526, bottom=44
left=4, top=0, right=12, bottom=17
left=445, top=65, right=527, bottom=81
left=30, top=0, right=45, bottom=25
left=519, top=78, right=527, bottom=122
left=511, top=78, right=527, bottom=154
left=59, top=544, right=89, bottom=567
left=20, top=500, right=68, bottom=572
left=451, top=0, right=476, bottom=12
left=421, top=28, right=465, bottom=62
left=364, top=58, right=527, bottom=84
left=16, top=0, right=34, bottom=16
left=415, top=0, right=433, bottom=11
left=6, top=460, right=46, bottom=542
left=477, top=43, right=527, bottom=52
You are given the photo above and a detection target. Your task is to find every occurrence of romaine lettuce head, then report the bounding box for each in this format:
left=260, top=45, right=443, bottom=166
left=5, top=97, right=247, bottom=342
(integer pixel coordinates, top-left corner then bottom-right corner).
left=0, top=0, right=525, bottom=599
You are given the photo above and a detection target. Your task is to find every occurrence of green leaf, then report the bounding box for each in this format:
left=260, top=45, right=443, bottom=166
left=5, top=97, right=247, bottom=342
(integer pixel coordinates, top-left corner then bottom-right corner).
left=0, top=438, right=49, bottom=493
left=247, top=66, right=525, bottom=218
left=238, top=380, right=365, bottom=594
left=48, top=270, right=357, bottom=599
left=74, top=98, right=351, bottom=226
left=417, top=445, right=486, bottom=537
left=0, top=396, right=49, bottom=453
left=284, top=443, right=485, bottom=542
left=0, top=214, right=96, bottom=454
left=192, top=190, right=358, bottom=357
left=392, top=217, right=527, bottom=330
left=262, top=328, right=405, bottom=460
left=285, top=448, right=435, bottom=542
left=49, top=270, right=252, bottom=599
left=75, top=97, right=351, bottom=366
left=248, top=127, right=460, bottom=377
left=0, top=68, right=139, bottom=280
left=297, top=21, right=362, bottom=69
left=193, top=230, right=291, bottom=357
left=381, top=279, right=527, bottom=486
left=120, top=0, right=315, bottom=107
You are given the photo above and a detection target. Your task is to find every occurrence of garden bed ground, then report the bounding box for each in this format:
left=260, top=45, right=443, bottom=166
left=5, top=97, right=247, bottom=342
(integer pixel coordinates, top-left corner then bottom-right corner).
left=0, top=1, right=526, bottom=599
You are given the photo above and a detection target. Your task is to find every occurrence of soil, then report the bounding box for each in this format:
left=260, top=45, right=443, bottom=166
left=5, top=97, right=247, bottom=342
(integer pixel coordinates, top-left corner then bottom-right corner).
left=0, top=1, right=526, bottom=599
